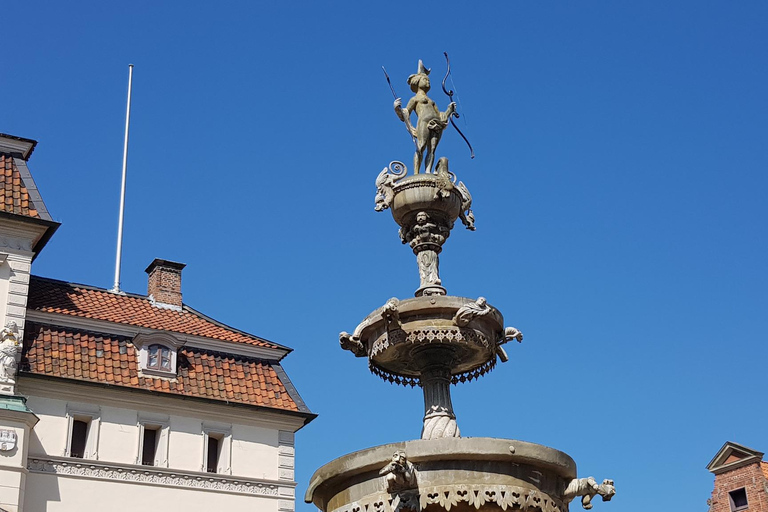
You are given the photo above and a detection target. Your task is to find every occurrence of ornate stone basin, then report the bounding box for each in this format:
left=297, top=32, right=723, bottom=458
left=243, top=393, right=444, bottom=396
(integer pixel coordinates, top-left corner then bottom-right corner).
left=348, top=295, right=505, bottom=384
left=390, top=174, right=463, bottom=229
left=305, top=438, right=578, bottom=512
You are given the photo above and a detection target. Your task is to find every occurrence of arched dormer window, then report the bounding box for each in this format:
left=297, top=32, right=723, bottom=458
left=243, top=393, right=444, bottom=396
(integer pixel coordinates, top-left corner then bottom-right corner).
left=133, top=333, right=185, bottom=377
left=147, top=344, right=172, bottom=371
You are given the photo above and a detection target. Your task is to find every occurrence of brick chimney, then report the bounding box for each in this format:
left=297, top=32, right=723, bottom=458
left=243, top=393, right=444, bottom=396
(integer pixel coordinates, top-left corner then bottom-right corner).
left=145, top=259, right=186, bottom=308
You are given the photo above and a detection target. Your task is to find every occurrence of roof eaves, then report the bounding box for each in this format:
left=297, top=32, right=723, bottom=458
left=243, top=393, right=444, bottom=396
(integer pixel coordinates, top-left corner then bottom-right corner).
left=271, top=362, right=315, bottom=424
left=0, top=133, right=37, bottom=160
left=0, top=211, right=60, bottom=261
left=13, top=156, right=53, bottom=221
left=19, top=371, right=318, bottom=421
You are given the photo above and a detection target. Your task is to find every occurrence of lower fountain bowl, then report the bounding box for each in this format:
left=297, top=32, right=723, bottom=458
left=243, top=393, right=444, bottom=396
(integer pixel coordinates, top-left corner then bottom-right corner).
left=305, top=437, right=577, bottom=512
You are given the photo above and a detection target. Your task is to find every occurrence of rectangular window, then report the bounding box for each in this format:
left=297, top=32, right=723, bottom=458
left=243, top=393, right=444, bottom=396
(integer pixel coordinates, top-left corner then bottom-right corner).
left=206, top=433, right=222, bottom=473
left=729, top=488, right=748, bottom=511
left=202, top=424, right=231, bottom=474
left=66, top=406, right=100, bottom=459
left=69, top=419, right=89, bottom=459
left=141, top=426, right=159, bottom=465
left=137, top=417, right=169, bottom=467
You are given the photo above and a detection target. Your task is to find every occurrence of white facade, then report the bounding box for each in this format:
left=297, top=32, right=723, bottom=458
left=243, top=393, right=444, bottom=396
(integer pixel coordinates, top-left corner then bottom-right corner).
left=0, top=134, right=314, bottom=512
left=17, top=379, right=301, bottom=512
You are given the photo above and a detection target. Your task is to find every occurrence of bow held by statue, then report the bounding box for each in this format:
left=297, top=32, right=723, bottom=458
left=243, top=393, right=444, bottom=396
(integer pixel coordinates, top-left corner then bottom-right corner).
left=442, top=52, right=475, bottom=159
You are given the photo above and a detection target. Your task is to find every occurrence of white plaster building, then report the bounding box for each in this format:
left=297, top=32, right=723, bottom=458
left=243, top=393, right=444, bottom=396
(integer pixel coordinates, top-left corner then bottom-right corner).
left=0, top=133, right=316, bottom=511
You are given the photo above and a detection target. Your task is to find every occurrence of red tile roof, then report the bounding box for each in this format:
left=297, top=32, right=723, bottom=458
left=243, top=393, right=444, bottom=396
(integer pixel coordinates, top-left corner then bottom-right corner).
left=22, top=322, right=301, bottom=412
left=28, top=276, right=284, bottom=350
left=0, top=154, right=40, bottom=218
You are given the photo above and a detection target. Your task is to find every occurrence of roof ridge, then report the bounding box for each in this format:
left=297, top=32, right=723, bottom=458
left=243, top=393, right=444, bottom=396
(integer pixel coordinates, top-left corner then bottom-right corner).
left=182, top=303, right=291, bottom=354
left=30, top=274, right=150, bottom=300
left=28, top=275, right=284, bottom=350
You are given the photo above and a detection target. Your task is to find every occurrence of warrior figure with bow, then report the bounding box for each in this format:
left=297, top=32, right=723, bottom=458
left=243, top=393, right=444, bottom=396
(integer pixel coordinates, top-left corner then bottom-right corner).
left=393, top=60, right=456, bottom=174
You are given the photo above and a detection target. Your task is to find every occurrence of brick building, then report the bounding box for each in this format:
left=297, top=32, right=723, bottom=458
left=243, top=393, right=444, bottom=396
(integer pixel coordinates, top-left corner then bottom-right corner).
left=707, top=442, right=768, bottom=512
left=0, top=133, right=316, bottom=511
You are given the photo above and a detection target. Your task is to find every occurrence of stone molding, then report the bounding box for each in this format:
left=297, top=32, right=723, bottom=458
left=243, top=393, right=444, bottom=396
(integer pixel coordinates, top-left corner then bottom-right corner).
left=329, top=484, right=566, bottom=512
left=27, top=456, right=291, bottom=498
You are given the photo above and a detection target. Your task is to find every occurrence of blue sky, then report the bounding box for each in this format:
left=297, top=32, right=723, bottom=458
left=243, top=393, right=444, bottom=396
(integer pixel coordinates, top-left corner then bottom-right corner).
left=3, top=2, right=768, bottom=510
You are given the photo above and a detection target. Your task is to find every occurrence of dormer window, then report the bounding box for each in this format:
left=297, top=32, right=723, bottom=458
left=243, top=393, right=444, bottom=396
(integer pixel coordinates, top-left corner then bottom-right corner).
left=147, top=344, right=172, bottom=371
left=133, top=333, right=185, bottom=377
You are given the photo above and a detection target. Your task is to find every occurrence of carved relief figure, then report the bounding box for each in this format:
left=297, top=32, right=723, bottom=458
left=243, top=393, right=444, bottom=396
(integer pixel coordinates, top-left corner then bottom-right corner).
left=417, top=251, right=441, bottom=289
left=0, top=322, right=21, bottom=384
left=379, top=451, right=417, bottom=493
left=382, top=298, right=402, bottom=332
left=456, top=180, right=475, bottom=231
left=453, top=297, right=492, bottom=327
left=563, top=477, right=616, bottom=510
left=503, top=326, right=524, bottom=344
left=433, top=157, right=455, bottom=200
left=407, top=211, right=445, bottom=247
left=394, top=60, right=456, bottom=174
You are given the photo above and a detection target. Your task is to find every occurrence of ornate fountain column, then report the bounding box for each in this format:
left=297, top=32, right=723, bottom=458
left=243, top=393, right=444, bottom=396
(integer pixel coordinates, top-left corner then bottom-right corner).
left=416, top=347, right=459, bottom=439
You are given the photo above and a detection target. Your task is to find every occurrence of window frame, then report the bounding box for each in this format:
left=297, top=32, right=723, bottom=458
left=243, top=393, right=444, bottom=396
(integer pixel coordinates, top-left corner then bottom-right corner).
left=137, top=414, right=170, bottom=467
left=146, top=344, right=172, bottom=371
left=65, top=405, right=100, bottom=460
left=202, top=423, right=231, bottom=474
left=133, top=333, right=184, bottom=377
left=729, top=487, right=749, bottom=512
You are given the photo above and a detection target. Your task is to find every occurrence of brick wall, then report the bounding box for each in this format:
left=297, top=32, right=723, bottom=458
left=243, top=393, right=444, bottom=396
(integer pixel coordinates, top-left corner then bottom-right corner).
left=709, top=462, right=768, bottom=512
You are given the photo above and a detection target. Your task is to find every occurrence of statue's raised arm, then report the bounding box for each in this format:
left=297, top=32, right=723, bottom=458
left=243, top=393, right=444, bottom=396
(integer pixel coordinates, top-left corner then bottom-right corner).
left=393, top=60, right=456, bottom=174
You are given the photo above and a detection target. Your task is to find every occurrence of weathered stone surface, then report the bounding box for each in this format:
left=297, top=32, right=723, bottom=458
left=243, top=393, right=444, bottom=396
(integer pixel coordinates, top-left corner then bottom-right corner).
left=306, top=438, right=577, bottom=512
left=340, top=295, right=505, bottom=383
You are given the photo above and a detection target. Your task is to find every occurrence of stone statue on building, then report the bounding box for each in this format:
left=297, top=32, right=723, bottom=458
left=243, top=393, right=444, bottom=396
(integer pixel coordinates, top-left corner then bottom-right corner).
left=0, top=322, right=21, bottom=394
left=393, top=60, right=456, bottom=174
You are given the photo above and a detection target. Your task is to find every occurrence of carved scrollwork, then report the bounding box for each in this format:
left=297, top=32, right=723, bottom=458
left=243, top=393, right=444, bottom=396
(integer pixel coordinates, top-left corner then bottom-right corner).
left=375, top=161, right=408, bottom=212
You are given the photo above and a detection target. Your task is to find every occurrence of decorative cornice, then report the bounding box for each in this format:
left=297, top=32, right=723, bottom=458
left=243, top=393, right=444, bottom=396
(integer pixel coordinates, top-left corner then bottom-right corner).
left=27, top=456, right=293, bottom=498
left=0, top=134, right=36, bottom=160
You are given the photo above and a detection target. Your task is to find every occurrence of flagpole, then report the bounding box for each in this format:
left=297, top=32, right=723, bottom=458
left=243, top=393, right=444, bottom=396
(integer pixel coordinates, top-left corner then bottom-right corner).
left=111, top=64, right=133, bottom=293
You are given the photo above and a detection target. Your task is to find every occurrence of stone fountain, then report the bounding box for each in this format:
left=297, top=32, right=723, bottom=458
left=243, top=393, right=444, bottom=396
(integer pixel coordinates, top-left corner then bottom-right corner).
left=306, top=58, right=616, bottom=512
